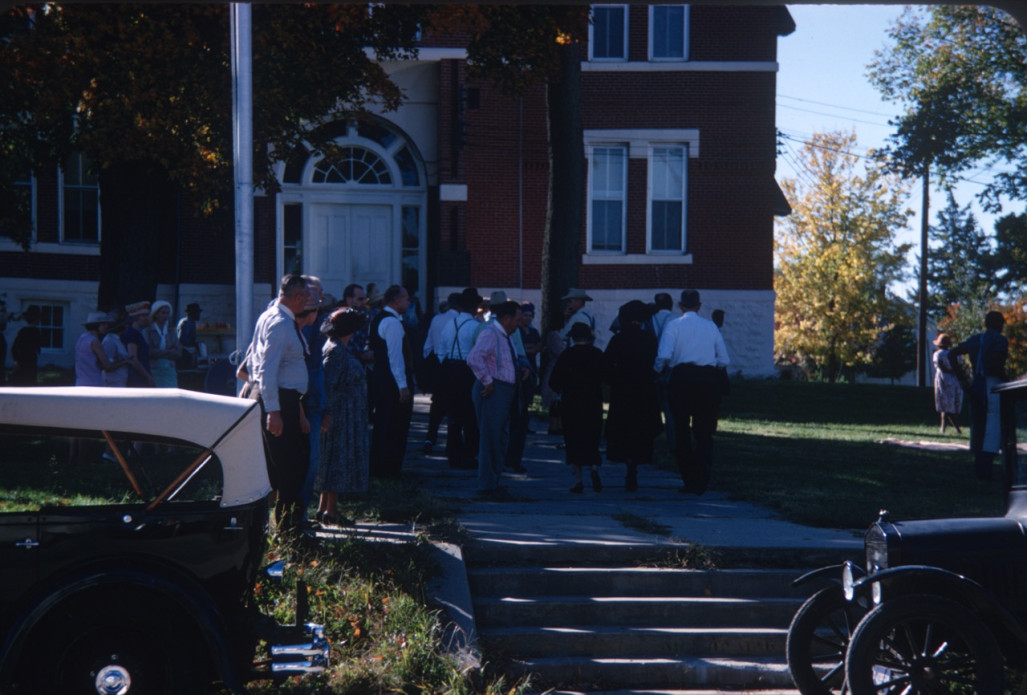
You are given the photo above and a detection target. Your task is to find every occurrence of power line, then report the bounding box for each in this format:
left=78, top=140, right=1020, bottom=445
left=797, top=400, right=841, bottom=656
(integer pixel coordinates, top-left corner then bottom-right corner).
left=778, top=93, right=896, bottom=119
left=777, top=102, right=892, bottom=128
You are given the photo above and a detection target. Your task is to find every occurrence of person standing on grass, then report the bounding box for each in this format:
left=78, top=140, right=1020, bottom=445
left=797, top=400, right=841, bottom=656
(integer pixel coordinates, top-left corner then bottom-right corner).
left=932, top=333, right=964, bottom=435
left=949, top=311, right=1008, bottom=481
left=654, top=290, right=730, bottom=496
left=549, top=322, right=605, bottom=494
left=249, top=274, right=312, bottom=533
left=10, top=305, right=42, bottom=386
left=467, top=300, right=524, bottom=499
left=316, top=307, right=369, bottom=528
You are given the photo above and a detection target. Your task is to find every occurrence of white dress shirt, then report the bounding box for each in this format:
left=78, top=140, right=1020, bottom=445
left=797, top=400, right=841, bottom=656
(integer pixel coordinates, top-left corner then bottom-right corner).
left=252, top=302, right=308, bottom=411
left=438, top=312, right=479, bottom=361
left=654, top=311, right=730, bottom=373
left=423, top=308, right=457, bottom=359
left=467, top=321, right=518, bottom=385
left=377, top=306, right=409, bottom=390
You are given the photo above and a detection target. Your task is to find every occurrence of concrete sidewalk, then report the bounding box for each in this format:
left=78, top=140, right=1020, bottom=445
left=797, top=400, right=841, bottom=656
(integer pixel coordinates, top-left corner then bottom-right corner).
left=403, top=395, right=862, bottom=562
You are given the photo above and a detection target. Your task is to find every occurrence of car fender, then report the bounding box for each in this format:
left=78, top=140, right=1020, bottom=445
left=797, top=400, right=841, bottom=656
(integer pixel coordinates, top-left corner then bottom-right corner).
left=851, top=564, right=1027, bottom=647
left=791, top=563, right=864, bottom=589
left=0, top=564, right=248, bottom=694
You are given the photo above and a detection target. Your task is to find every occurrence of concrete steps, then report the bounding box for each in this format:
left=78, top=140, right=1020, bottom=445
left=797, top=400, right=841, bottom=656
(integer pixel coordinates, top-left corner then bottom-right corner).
left=468, top=552, right=816, bottom=692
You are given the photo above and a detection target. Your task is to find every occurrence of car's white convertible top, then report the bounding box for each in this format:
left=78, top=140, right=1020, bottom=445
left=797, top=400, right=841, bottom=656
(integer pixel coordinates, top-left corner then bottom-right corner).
left=0, top=386, right=271, bottom=507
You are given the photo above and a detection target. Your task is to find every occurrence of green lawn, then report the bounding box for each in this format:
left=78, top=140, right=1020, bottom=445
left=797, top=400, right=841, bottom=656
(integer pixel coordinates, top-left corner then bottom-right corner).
left=687, top=379, right=1006, bottom=530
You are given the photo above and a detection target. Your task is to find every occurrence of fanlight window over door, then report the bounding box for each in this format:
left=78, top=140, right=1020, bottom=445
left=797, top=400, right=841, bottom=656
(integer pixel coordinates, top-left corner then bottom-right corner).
left=312, top=146, right=392, bottom=185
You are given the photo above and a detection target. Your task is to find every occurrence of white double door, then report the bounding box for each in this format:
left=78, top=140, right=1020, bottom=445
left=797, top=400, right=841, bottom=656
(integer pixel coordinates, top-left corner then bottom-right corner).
left=306, top=202, right=394, bottom=296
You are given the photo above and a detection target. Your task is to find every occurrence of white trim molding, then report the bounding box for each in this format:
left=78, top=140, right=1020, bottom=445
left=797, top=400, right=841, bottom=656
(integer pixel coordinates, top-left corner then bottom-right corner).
left=439, top=184, right=468, bottom=202
left=585, top=129, right=700, bottom=159
left=582, top=60, right=779, bottom=73
left=582, top=253, right=693, bottom=265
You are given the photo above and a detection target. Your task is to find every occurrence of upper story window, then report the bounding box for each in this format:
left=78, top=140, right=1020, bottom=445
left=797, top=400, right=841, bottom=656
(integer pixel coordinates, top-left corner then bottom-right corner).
left=590, top=5, right=627, bottom=61
left=648, top=145, right=687, bottom=252
left=61, top=154, right=100, bottom=244
left=588, top=145, right=627, bottom=252
left=650, top=5, right=688, bottom=61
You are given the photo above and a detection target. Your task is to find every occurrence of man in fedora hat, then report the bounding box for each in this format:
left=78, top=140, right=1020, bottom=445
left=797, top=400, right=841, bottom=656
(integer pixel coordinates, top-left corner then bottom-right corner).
left=559, top=288, right=597, bottom=348
left=654, top=289, right=729, bottom=496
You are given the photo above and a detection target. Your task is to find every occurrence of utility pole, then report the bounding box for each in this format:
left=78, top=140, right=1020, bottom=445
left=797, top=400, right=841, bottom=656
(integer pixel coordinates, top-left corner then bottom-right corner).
left=916, top=165, right=930, bottom=388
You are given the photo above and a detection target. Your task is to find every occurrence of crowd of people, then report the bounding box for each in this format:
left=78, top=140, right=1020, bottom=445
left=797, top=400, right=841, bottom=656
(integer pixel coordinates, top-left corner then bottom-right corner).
left=4, top=277, right=1013, bottom=520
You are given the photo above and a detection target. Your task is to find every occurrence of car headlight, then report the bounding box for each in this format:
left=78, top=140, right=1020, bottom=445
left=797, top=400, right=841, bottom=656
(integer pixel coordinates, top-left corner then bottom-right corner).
left=865, top=512, right=891, bottom=605
left=866, top=523, right=888, bottom=574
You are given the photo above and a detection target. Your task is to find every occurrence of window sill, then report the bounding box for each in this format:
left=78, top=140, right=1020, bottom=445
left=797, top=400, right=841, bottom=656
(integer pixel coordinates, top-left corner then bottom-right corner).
left=582, top=253, right=692, bottom=265
left=0, top=240, right=100, bottom=256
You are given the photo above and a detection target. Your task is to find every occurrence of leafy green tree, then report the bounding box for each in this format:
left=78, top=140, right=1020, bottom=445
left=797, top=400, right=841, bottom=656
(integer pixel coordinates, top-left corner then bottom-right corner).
left=925, top=191, right=994, bottom=317
left=1, top=3, right=425, bottom=307
left=775, top=131, right=913, bottom=382
left=993, top=212, right=1027, bottom=295
left=866, top=316, right=917, bottom=384
left=868, top=6, right=1027, bottom=211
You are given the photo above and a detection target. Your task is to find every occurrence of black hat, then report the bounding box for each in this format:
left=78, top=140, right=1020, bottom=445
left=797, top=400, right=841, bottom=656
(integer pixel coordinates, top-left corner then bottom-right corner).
left=618, top=299, right=653, bottom=325
left=567, top=322, right=594, bottom=342
left=459, top=287, right=482, bottom=312
left=680, top=289, right=701, bottom=308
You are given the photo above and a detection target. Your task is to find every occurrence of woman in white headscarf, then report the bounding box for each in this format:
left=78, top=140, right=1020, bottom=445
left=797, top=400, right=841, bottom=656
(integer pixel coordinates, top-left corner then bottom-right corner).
left=144, top=300, right=183, bottom=387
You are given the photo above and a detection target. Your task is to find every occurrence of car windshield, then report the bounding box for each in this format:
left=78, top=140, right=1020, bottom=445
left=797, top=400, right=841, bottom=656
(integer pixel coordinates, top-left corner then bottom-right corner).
left=0, top=425, right=223, bottom=512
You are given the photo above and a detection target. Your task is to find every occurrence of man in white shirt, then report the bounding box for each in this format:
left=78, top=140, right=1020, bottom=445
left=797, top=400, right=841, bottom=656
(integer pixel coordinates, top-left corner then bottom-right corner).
left=467, top=300, right=523, bottom=498
left=368, top=285, right=415, bottom=479
left=421, top=292, right=461, bottom=454
left=249, top=274, right=312, bottom=532
left=436, top=287, right=482, bottom=469
left=654, top=290, right=730, bottom=496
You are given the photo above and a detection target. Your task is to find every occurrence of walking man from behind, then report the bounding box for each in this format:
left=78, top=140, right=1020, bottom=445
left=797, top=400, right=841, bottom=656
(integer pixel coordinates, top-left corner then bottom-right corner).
left=653, top=290, right=729, bottom=495
left=369, top=285, right=415, bottom=479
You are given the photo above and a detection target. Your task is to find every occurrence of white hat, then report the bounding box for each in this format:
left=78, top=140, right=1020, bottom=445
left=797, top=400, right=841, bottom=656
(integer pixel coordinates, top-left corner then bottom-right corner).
left=561, top=288, right=592, bottom=301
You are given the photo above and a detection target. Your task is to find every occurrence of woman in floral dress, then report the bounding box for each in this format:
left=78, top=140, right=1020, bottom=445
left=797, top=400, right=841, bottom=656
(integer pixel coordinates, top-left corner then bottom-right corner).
left=316, top=308, right=370, bottom=527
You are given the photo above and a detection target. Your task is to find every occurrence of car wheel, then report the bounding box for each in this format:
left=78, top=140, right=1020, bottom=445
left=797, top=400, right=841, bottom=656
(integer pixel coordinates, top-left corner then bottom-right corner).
left=845, top=594, right=1004, bottom=695
left=27, top=589, right=207, bottom=695
left=787, top=584, right=865, bottom=694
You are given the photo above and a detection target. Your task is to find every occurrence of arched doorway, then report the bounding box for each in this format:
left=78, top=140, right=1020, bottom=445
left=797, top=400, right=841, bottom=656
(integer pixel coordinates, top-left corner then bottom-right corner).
left=276, top=119, right=427, bottom=303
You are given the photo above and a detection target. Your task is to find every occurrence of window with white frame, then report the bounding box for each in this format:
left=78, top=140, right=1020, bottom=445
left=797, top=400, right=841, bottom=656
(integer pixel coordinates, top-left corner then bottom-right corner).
left=588, top=145, right=627, bottom=252
left=61, top=154, right=100, bottom=244
left=649, top=145, right=687, bottom=252
left=590, top=5, right=627, bottom=60
left=27, top=302, right=66, bottom=353
left=650, top=5, right=688, bottom=61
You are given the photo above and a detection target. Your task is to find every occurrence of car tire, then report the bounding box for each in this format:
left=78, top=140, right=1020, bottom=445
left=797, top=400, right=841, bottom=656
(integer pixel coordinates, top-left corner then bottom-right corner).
left=787, top=583, right=865, bottom=694
left=845, top=594, right=1005, bottom=695
left=26, top=587, right=208, bottom=695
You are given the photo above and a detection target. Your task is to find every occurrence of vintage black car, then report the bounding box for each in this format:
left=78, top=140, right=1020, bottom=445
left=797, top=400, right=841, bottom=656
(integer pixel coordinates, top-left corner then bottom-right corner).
left=0, top=386, right=328, bottom=695
left=786, top=376, right=1027, bottom=695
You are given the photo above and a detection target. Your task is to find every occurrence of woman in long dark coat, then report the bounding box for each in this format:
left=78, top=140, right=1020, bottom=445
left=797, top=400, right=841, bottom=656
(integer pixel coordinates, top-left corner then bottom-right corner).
left=549, top=322, right=605, bottom=493
left=604, top=300, right=663, bottom=491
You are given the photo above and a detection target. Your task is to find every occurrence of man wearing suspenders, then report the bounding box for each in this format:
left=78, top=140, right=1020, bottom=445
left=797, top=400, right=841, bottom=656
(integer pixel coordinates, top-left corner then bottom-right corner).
left=436, top=287, right=483, bottom=469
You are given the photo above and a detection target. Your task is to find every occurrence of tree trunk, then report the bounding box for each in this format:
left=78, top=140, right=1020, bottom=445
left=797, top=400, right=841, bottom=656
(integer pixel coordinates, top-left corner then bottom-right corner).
left=540, top=41, right=585, bottom=337
left=97, top=162, right=175, bottom=311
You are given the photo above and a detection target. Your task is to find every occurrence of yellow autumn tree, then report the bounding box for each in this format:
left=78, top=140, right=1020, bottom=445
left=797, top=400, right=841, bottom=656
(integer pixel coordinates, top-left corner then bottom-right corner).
left=775, top=131, right=913, bottom=381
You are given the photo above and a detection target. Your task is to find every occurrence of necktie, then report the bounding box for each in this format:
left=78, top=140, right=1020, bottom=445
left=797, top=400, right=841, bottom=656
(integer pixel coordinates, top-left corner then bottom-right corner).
left=294, top=322, right=310, bottom=358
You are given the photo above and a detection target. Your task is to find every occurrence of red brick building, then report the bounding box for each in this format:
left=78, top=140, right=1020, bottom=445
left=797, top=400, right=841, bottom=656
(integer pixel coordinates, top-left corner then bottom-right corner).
left=1, top=4, right=793, bottom=376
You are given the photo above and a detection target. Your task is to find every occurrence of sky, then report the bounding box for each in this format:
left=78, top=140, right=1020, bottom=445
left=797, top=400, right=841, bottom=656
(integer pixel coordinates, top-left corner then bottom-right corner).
left=773, top=4, right=1012, bottom=291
